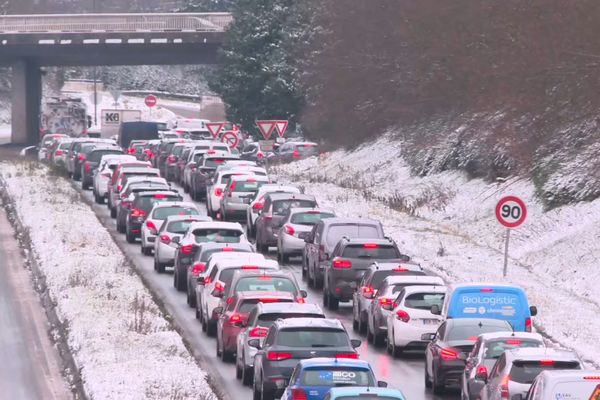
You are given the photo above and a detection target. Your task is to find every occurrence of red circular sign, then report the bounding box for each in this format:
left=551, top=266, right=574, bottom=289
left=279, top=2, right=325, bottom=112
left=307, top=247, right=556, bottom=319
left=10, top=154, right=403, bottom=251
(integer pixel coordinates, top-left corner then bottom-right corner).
left=495, top=196, right=527, bottom=228
left=144, top=95, right=158, bottom=108
left=221, top=131, right=239, bottom=148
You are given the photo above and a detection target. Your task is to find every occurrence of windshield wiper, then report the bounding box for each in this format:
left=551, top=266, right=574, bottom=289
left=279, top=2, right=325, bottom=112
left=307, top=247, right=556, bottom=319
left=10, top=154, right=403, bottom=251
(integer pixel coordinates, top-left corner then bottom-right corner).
left=310, top=344, right=331, bottom=348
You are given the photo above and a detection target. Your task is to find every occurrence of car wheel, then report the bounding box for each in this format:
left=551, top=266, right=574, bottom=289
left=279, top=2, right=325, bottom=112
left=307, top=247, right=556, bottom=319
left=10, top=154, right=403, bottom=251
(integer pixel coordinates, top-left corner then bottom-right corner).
left=216, top=335, right=222, bottom=357
left=328, top=292, right=339, bottom=311
left=358, top=313, right=367, bottom=335
left=261, top=378, right=274, bottom=400
left=432, top=367, right=445, bottom=394
left=373, top=331, right=385, bottom=347
left=187, top=287, right=196, bottom=308
left=195, top=304, right=201, bottom=320
left=175, top=269, right=186, bottom=292
left=173, top=268, right=178, bottom=288
left=367, top=321, right=374, bottom=344
left=183, top=183, right=189, bottom=193
left=201, top=311, right=208, bottom=332
left=301, top=257, right=307, bottom=279
left=126, top=227, right=136, bottom=243
left=155, top=259, right=165, bottom=274
left=252, top=375, right=261, bottom=400
left=242, top=360, right=253, bottom=386
left=425, top=363, right=433, bottom=389
left=110, top=207, right=117, bottom=218
left=236, top=359, right=243, bottom=379
left=207, top=320, right=216, bottom=337
left=322, top=289, right=329, bottom=307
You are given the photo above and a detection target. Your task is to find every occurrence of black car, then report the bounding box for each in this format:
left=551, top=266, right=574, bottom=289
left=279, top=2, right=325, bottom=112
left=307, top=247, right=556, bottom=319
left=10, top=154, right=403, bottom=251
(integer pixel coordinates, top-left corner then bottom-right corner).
left=124, top=190, right=183, bottom=243
left=190, top=154, right=240, bottom=201
left=423, top=318, right=513, bottom=395
left=80, top=147, right=123, bottom=190
left=115, top=181, right=170, bottom=233
left=251, top=318, right=361, bottom=400
left=156, top=139, right=186, bottom=177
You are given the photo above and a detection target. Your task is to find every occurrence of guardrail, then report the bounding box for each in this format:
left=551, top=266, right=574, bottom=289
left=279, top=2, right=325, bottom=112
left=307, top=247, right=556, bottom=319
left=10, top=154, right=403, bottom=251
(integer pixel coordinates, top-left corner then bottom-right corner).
left=0, top=13, right=233, bottom=34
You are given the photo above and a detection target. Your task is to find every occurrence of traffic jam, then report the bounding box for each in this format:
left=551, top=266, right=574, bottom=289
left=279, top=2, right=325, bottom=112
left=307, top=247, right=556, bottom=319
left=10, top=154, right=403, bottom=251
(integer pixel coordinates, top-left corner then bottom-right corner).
left=37, top=116, right=600, bottom=400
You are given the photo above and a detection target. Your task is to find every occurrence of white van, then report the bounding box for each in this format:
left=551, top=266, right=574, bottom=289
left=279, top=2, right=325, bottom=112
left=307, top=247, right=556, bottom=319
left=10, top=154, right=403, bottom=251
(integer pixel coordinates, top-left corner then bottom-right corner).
left=521, top=370, right=600, bottom=400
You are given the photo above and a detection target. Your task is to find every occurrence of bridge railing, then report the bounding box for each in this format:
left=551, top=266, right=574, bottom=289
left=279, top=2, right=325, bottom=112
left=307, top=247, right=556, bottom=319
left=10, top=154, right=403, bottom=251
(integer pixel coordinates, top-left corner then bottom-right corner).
left=0, top=13, right=233, bottom=34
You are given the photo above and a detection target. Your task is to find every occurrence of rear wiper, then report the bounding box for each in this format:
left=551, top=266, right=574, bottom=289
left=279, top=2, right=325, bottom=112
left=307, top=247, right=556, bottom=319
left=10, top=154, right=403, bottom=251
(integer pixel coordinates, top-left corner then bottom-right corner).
left=310, top=344, right=331, bottom=348
left=357, top=255, right=374, bottom=259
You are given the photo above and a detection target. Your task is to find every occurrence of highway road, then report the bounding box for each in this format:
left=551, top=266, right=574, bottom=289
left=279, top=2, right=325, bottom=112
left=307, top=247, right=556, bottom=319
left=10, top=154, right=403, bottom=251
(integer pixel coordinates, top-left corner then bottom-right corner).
left=0, top=209, right=71, bottom=399
left=79, top=181, right=458, bottom=400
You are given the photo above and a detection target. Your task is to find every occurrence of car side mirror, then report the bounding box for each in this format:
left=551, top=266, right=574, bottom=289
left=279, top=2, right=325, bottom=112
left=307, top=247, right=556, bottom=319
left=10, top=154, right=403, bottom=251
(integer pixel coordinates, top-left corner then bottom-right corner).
left=171, top=236, right=180, bottom=244
left=248, top=339, right=261, bottom=349
left=430, top=304, right=441, bottom=315
left=300, top=290, right=308, bottom=298
left=350, top=339, right=361, bottom=349
left=381, top=303, right=394, bottom=311
left=213, top=306, right=223, bottom=315
left=529, top=305, right=538, bottom=317
left=476, top=369, right=488, bottom=383
left=377, top=381, right=388, bottom=388
left=197, top=276, right=206, bottom=285
left=304, top=236, right=312, bottom=243
left=421, top=333, right=435, bottom=341
left=211, top=289, right=224, bottom=298
left=400, top=254, right=411, bottom=262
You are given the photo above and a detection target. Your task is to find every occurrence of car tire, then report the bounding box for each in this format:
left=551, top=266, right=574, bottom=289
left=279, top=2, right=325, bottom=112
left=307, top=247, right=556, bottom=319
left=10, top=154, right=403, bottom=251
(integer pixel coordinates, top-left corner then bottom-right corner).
left=183, top=183, right=189, bottom=193
left=175, top=269, right=186, bottom=292
left=425, top=364, right=433, bottom=389
left=433, top=371, right=445, bottom=395
left=242, top=362, right=253, bottom=386
left=236, top=360, right=243, bottom=380
left=252, top=377, right=261, bottom=400
left=141, top=246, right=152, bottom=256
left=301, top=257, right=308, bottom=279
left=126, top=226, right=136, bottom=243
left=216, top=335, right=222, bottom=358
left=154, top=258, right=165, bottom=274
left=187, top=287, right=196, bottom=308
left=110, top=207, right=117, bottom=218
left=207, top=320, right=216, bottom=337
left=358, top=313, right=367, bottom=335
left=196, top=304, right=201, bottom=320
left=367, top=322, right=374, bottom=344
left=387, top=332, right=402, bottom=358
left=261, top=379, right=274, bottom=400
left=373, top=331, right=385, bottom=347
left=328, top=293, right=339, bottom=311
left=94, top=191, right=103, bottom=204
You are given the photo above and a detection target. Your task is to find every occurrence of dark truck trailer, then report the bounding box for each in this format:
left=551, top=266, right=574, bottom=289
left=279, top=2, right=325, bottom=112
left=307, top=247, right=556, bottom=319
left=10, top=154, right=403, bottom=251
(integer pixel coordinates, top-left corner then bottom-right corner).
left=119, top=121, right=160, bottom=148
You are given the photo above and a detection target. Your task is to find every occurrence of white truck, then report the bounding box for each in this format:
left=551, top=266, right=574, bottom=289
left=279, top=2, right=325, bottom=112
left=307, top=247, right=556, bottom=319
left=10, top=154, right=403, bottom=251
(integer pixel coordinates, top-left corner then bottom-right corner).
left=40, top=97, right=89, bottom=137
left=101, top=109, right=142, bottom=138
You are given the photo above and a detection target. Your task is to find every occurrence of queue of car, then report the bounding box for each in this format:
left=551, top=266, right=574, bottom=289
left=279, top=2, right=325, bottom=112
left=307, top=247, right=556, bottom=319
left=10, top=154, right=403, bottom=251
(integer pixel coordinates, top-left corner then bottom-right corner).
left=37, top=132, right=600, bottom=400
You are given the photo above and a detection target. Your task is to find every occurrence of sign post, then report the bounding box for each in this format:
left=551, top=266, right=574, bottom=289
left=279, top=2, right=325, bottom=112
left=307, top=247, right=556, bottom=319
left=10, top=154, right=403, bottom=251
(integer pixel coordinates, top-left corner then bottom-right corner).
left=495, top=196, right=527, bottom=277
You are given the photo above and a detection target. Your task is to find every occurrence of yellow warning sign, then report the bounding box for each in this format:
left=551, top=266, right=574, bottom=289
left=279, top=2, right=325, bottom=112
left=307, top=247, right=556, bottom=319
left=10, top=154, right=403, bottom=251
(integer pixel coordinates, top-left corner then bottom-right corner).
left=590, top=385, right=600, bottom=400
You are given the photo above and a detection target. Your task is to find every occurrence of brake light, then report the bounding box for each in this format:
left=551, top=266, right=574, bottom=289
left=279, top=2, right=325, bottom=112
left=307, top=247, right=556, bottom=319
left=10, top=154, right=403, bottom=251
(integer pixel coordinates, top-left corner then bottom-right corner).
left=241, top=265, right=259, bottom=270
left=229, top=182, right=236, bottom=191
left=181, top=245, right=194, bottom=254
left=505, top=339, right=522, bottom=345
left=363, top=243, right=379, bottom=249
left=127, top=148, right=136, bottom=154
left=154, top=194, right=167, bottom=199
left=249, top=327, right=268, bottom=338
left=117, top=184, right=122, bottom=192
left=207, top=149, right=216, bottom=154
left=480, top=288, right=494, bottom=293
left=78, top=154, right=85, bottom=161
left=336, top=353, right=359, bottom=359
left=84, top=162, right=91, bottom=173
left=203, top=277, right=212, bottom=285
left=252, top=202, right=264, bottom=211
left=226, top=297, right=234, bottom=305
left=393, top=267, right=408, bottom=272
left=191, top=263, right=206, bottom=276
left=146, top=220, right=157, bottom=234
left=229, top=314, right=242, bottom=323
left=246, top=178, right=256, bottom=183
left=221, top=247, right=234, bottom=252
left=257, top=276, right=272, bottom=281
left=215, top=188, right=223, bottom=197
left=284, top=225, right=295, bottom=235
left=476, top=365, right=488, bottom=377
left=167, top=155, right=177, bottom=164
left=332, top=258, right=352, bottom=269
left=55, top=149, right=63, bottom=156
left=362, top=286, right=374, bottom=297
left=500, top=375, right=509, bottom=398
left=214, top=282, right=225, bottom=292
left=291, top=388, right=307, bottom=400
left=131, top=208, right=146, bottom=218
left=379, top=297, right=393, bottom=307
left=396, top=310, right=410, bottom=322
left=292, top=149, right=300, bottom=158
left=584, top=376, right=600, bottom=380
left=160, top=235, right=171, bottom=244
left=296, top=297, right=305, bottom=304
left=525, top=317, right=532, bottom=332
left=440, top=348, right=458, bottom=361
left=267, top=352, right=293, bottom=361
left=257, top=152, right=264, bottom=159
left=539, top=359, right=555, bottom=365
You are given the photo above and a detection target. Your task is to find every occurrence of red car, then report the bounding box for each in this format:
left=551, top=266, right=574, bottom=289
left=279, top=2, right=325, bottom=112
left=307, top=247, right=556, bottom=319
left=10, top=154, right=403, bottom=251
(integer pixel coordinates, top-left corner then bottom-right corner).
left=216, top=291, right=295, bottom=362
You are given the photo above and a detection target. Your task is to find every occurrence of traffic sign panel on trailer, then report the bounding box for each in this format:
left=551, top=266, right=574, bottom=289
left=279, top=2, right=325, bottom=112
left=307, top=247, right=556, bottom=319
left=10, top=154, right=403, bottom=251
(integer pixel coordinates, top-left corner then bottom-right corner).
left=256, top=120, right=277, bottom=140
left=144, top=94, right=157, bottom=108
left=495, top=196, right=527, bottom=229
left=221, top=131, right=239, bottom=148
left=275, top=120, right=289, bottom=138
left=206, top=122, right=226, bottom=139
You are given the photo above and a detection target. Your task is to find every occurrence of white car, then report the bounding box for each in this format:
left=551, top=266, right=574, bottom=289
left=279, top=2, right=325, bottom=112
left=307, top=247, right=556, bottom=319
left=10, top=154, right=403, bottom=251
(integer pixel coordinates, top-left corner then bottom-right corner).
left=206, top=169, right=257, bottom=218
left=246, top=184, right=301, bottom=239
left=140, top=201, right=202, bottom=256
left=52, top=138, right=74, bottom=167
left=386, top=284, right=446, bottom=357
left=220, top=175, right=270, bottom=222
left=198, top=254, right=278, bottom=336
left=92, top=154, right=136, bottom=204
left=276, top=207, right=336, bottom=263
left=523, top=370, right=600, bottom=400
left=153, top=215, right=212, bottom=273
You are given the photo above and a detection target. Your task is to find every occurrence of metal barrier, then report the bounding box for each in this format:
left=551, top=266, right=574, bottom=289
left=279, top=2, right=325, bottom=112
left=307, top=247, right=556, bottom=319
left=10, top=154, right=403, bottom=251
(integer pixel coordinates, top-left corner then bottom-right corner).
left=0, top=13, right=233, bottom=34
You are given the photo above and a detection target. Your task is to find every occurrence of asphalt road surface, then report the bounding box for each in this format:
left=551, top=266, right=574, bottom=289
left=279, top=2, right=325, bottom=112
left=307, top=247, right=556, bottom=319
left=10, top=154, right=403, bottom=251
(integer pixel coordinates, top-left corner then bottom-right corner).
left=0, top=208, right=71, bottom=400
left=79, top=181, right=458, bottom=400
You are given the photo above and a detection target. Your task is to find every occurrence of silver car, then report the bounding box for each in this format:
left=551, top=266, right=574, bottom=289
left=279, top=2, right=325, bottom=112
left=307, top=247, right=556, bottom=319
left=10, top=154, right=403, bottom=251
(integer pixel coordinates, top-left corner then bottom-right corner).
left=220, top=175, right=270, bottom=222
left=153, top=215, right=210, bottom=273
left=245, top=184, right=301, bottom=239
left=276, top=207, right=336, bottom=263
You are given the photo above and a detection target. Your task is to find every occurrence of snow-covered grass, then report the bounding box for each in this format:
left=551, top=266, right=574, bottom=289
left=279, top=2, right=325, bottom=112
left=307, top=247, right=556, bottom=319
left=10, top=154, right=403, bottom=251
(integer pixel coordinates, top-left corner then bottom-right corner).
left=273, top=134, right=600, bottom=366
left=0, top=162, right=217, bottom=400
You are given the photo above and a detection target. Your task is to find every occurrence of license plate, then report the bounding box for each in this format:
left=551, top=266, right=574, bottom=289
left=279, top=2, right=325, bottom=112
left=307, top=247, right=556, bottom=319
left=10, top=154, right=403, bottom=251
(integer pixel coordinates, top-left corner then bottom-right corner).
left=242, top=197, right=252, bottom=204
left=298, top=232, right=308, bottom=239
left=422, top=319, right=439, bottom=325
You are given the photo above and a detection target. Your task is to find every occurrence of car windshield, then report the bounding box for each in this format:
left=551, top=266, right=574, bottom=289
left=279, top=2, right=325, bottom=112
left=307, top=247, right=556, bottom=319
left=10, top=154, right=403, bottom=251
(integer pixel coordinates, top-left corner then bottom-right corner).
left=291, top=212, right=335, bottom=225
left=166, top=220, right=197, bottom=234
left=234, top=276, right=297, bottom=294
left=239, top=299, right=293, bottom=313
left=152, top=206, right=199, bottom=220
left=509, top=361, right=580, bottom=384
left=342, top=244, right=399, bottom=259
left=447, top=323, right=510, bottom=341
left=404, top=292, right=445, bottom=310
left=221, top=173, right=250, bottom=185
left=256, top=313, right=325, bottom=328
left=301, top=368, right=374, bottom=387
left=326, top=224, right=380, bottom=247
left=483, top=339, right=543, bottom=359
left=193, top=229, right=243, bottom=243
left=276, top=328, right=349, bottom=347
left=135, top=195, right=182, bottom=212
left=272, top=200, right=316, bottom=215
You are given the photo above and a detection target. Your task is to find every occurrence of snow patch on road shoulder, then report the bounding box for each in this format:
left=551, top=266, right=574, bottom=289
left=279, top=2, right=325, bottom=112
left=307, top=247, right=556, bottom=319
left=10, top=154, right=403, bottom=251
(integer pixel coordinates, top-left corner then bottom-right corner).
left=0, top=162, right=217, bottom=400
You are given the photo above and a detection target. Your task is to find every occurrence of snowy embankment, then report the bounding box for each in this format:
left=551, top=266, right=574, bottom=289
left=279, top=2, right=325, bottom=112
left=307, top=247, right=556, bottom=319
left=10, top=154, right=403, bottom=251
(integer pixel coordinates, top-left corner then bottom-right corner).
left=273, top=133, right=600, bottom=366
left=0, top=162, right=217, bottom=400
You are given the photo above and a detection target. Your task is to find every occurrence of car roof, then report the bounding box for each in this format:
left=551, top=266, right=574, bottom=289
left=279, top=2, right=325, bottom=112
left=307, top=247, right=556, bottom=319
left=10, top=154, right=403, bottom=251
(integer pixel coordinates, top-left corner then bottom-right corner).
left=126, top=176, right=165, bottom=183
left=327, top=387, right=405, bottom=399
left=287, top=207, right=334, bottom=215
left=342, top=238, right=394, bottom=245
left=257, top=302, right=323, bottom=314
left=383, top=275, right=444, bottom=285
left=231, top=268, right=293, bottom=279
left=150, top=201, right=198, bottom=210
left=236, top=291, right=295, bottom=300
left=504, top=348, right=580, bottom=362
left=188, top=221, right=244, bottom=231
left=446, top=318, right=513, bottom=328
left=229, top=175, right=269, bottom=183
left=266, top=193, right=316, bottom=201
left=134, top=190, right=180, bottom=198
left=164, top=215, right=212, bottom=223
left=299, top=358, right=371, bottom=369
left=121, top=167, right=159, bottom=174
left=368, top=262, right=422, bottom=272
left=448, top=283, right=526, bottom=291
left=197, top=242, right=253, bottom=252
left=478, top=331, right=544, bottom=342
left=257, top=184, right=300, bottom=194
left=275, top=318, right=344, bottom=330
left=320, top=217, right=381, bottom=226
left=399, top=284, right=447, bottom=295
left=211, top=252, right=265, bottom=265
left=222, top=259, right=279, bottom=269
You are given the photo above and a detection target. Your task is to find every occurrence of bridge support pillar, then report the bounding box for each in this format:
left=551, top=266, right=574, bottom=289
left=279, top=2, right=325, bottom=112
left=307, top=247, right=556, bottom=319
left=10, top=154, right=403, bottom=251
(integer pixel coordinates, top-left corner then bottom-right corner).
left=11, top=60, right=42, bottom=145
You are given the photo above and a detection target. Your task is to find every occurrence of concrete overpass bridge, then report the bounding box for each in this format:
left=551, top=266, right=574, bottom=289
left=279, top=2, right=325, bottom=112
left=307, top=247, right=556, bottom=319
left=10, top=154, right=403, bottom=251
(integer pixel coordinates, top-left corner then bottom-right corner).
left=0, top=13, right=232, bottom=144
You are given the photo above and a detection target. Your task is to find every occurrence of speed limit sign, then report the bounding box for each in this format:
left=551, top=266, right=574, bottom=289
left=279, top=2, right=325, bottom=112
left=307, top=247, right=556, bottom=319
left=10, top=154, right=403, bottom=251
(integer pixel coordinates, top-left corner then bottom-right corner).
left=495, top=196, right=527, bottom=228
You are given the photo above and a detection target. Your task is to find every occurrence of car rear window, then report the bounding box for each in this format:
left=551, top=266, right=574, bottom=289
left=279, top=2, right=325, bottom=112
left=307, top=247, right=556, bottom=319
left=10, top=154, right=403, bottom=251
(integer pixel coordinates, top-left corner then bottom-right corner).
left=239, top=298, right=293, bottom=313
left=166, top=220, right=197, bottom=234
left=276, top=328, right=349, bottom=347
left=403, top=292, right=445, bottom=310
left=370, top=270, right=424, bottom=287
left=199, top=248, right=251, bottom=262
left=161, top=142, right=177, bottom=153
left=509, top=361, right=580, bottom=384
left=59, top=141, right=72, bottom=149
left=325, top=224, right=381, bottom=247
left=447, top=323, right=511, bottom=341
left=213, top=145, right=229, bottom=153
left=483, top=339, right=543, bottom=359
left=232, top=180, right=266, bottom=193
left=234, top=276, right=297, bottom=294
left=257, top=313, right=325, bottom=327
left=152, top=206, right=199, bottom=220
left=342, top=244, right=399, bottom=259
left=272, top=200, right=317, bottom=215
left=172, top=145, right=185, bottom=156
left=205, top=158, right=234, bottom=168
left=297, top=144, right=318, bottom=154
left=88, top=150, right=122, bottom=162
left=218, top=267, right=271, bottom=288
left=193, top=229, right=243, bottom=243
left=134, top=195, right=182, bottom=212
left=291, top=212, right=335, bottom=225
left=301, top=368, right=374, bottom=386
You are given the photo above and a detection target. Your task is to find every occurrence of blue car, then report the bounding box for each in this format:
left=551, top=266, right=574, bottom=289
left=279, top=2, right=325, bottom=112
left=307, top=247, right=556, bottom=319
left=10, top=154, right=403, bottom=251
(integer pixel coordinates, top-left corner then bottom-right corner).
left=325, top=387, right=406, bottom=400
left=281, top=358, right=387, bottom=400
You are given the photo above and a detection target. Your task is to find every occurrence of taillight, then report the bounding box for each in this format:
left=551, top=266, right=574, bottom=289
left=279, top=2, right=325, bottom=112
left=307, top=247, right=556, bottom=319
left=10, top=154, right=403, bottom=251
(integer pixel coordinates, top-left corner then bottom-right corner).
left=291, top=388, right=308, bottom=400
left=167, top=155, right=177, bottom=163
left=127, top=148, right=136, bottom=154
left=335, top=353, right=359, bottom=359
left=363, top=243, right=379, bottom=249
left=84, top=162, right=91, bottom=172
left=241, top=265, right=259, bottom=270
left=284, top=225, right=295, bottom=235
left=131, top=208, right=146, bottom=218
left=539, top=359, right=555, bottom=366
left=249, top=327, right=268, bottom=338
left=55, top=149, right=63, bottom=156
left=146, top=220, right=157, bottom=234
left=117, top=184, right=122, bottom=192
left=332, top=258, right=352, bottom=269
left=379, top=297, right=393, bottom=307
left=203, top=277, right=212, bottom=285
left=252, top=202, right=264, bottom=211
left=191, top=263, right=206, bottom=276
left=229, top=182, right=236, bottom=192
left=395, top=309, right=410, bottom=322
left=78, top=154, right=85, bottom=161
left=292, top=149, right=300, bottom=158
left=500, top=375, right=509, bottom=398
left=525, top=317, right=532, bottom=332
left=181, top=245, right=194, bottom=254
left=221, top=247, right=234, bottom=252
left=159, top=235, right=171, bottom=244
left=215, top=188, right=223, bottom=197
left=214, top=282, right=225, bottom=292
left=440, top=348, right=458, bottom=361
left=257, top=152, right=264, bottom=159
left=226, top=297, right=234, bottom=305
left=362, top=286, right=374, bottom=297
left=229, top=314, right=242, bottom=324
left=267, top=352, right=293, bottom=361
left=476, top=365, right=488, bottom=377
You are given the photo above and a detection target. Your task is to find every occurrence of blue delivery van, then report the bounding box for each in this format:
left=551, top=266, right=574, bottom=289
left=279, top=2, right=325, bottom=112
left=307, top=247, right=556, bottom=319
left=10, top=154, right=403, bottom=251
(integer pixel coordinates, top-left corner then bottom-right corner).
left=433, top=283, right=537, bottom=332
